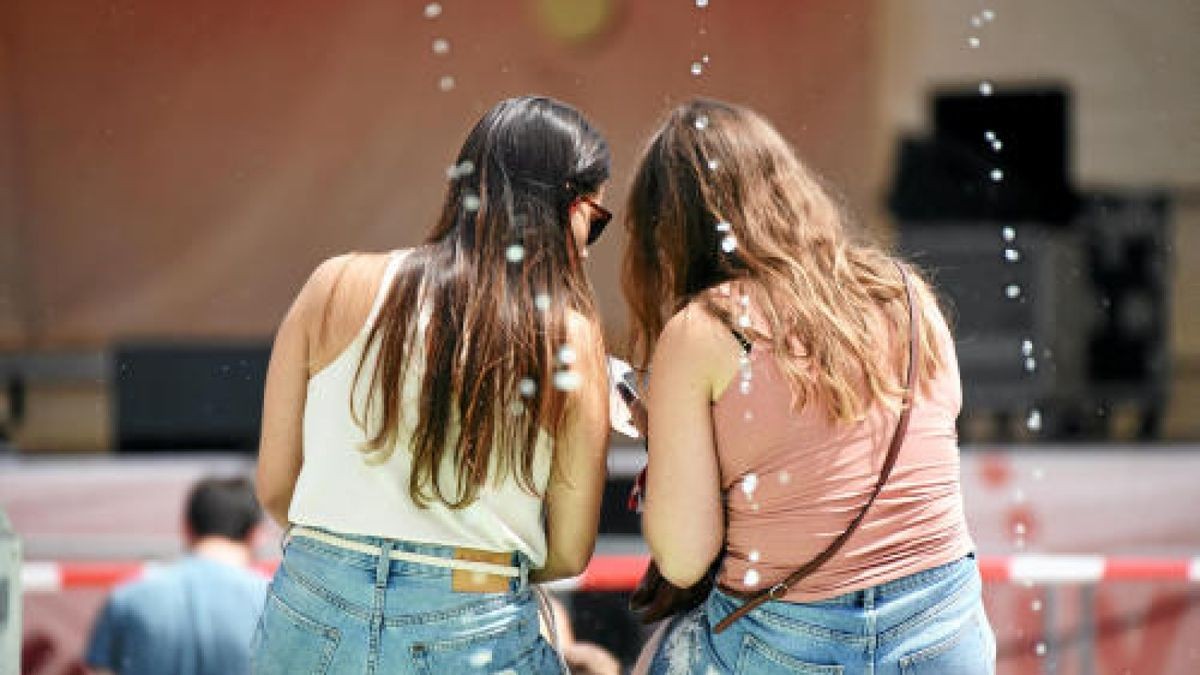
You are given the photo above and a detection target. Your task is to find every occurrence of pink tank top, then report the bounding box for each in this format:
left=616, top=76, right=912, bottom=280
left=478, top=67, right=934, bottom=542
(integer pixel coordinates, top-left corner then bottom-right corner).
left=713, top=300, right=975, bottom=603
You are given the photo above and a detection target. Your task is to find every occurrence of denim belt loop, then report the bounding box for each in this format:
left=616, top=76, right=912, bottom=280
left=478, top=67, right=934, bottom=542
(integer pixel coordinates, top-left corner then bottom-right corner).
left=516, top=553, right=530, bottom=593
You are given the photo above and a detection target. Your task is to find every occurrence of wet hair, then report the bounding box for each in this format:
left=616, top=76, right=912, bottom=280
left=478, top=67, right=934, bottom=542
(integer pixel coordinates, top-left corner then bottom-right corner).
left=353, top=96, right=610, bottom=508
left=185, top=476, right=261, bottom=541
left=623, top=98, right=945, bottom=422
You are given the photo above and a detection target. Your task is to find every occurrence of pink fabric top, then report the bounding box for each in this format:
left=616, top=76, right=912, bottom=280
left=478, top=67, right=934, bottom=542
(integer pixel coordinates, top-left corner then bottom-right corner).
left=713, top=297, right=975, bottom=603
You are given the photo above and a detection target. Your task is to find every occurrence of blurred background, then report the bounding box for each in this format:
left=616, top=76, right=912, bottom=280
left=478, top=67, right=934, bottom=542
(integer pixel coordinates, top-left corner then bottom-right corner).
left=1, top=1, right=1198, bottom=673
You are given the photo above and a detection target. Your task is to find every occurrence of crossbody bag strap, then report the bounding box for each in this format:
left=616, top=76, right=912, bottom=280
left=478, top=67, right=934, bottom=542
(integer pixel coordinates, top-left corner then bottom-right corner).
left=713, top=261, right=921, bottom=634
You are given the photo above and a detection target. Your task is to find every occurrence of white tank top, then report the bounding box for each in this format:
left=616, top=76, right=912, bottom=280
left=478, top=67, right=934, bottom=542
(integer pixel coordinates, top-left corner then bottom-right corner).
left=288, top=250, right=553, bottom=565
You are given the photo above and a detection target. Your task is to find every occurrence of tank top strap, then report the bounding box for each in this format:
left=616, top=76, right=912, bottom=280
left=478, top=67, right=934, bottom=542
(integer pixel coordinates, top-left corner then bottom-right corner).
left=361, top=249, right=408, bottom=334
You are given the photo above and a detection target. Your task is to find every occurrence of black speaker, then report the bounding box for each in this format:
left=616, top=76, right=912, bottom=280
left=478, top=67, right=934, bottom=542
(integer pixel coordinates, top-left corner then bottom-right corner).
left=113, top=343, right=270, bottom=451
left=890, top=85, right=1077, bottom=222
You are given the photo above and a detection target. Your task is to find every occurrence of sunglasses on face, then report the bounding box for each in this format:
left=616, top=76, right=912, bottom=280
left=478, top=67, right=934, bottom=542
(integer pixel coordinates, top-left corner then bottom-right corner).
left=575, top=194, right=613, bottom=246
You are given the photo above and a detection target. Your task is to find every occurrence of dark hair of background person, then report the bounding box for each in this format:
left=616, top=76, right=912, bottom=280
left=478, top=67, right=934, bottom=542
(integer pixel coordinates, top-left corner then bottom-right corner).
left=621, top=98, right=946, bottom=423
left=349, top=96, right=611, bottom=509
left=185, top=476, right=262, bottom=541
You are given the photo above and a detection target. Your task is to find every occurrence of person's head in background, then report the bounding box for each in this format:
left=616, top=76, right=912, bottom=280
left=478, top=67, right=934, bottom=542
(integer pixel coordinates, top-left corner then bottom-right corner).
left=357, top=96, right=612, bottom=508
left=184, top=476, right=262, bottom=565
left=622, top=98, right=943, bottom=421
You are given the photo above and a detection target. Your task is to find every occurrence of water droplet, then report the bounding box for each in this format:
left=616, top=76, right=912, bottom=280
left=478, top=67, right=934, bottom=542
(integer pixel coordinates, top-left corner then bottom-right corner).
left=468, top=649, right=493, bottom=667
left=1027, top=410, right=1043, bottom=432
left=1014, top=522, right=1026, bottom=535
left=694, top=114, right=709, bottom=130
left=424, top=2, right=442, bottom=19
left=743, top=568, right=760, bottom=587
left=720, top=234, right=737, bottom=253
left=518, top=378, right=537, bottom=398
left=968, top=36, right=981, bottom=48
left=743, top=411, right=753, bottom=422
left=457, top=160, right=475, bottom=176
left=707, top=159, right=719, bottom=170
left=1004, top=248, right=1020, bottom=263
left=1024, top=357, right=1037, bottom=373
left=778, top=470, right=791, bottom=485
left=1035, top=642, right=1047, bottom=656
left=748, top=549, right=760, bottom=562
left=553, top=370, right=582, bottom=392
left=737, top=314, right=751, bottom=329
left=1001, top=226, right=1016, bottom=242
left=438, top=75, right=456, bottom=92
left=741, top=473, right=759, bottom=496
left=556, top=345, right=577, bottom=366
left=984, top=130, right=997, bottom=142
left=505, top=244, right=525, bottom=263
left=1032, top=599, right=1043, bottom=612
left=1021, top=339, right=1034, bottom=357
left=1005, top=284, right=1022, bottom=300
left=690, top=62, right=703, bottom=77
left=979, top=81, right=994, bottom=96
left=992, top=140, right=1004, bottom=152
left=432, top=38, right=450, bottom=55
left=971, top=15, right=983, bottom=28
left=715, top=221, right=732, bottom=232
left=990, top=168, right=1004, bottom=182
left=739, top=379, right=751, bottom=395
left=702, top=54, right=710, bottom=64
left=534, top=293, right=552, bottom=312
left=982, top=9, right=996, bottom=21
left=696, top=0, right=709, bottom=7
left=464, top=193, right=481, bottom=211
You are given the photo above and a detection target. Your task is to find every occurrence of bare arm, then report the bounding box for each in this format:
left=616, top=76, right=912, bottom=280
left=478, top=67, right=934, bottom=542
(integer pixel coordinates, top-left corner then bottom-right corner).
left=532, top=313, right=610, bottom=583
left=256, top=257, right=347, bottom=527
left=642, top=304, right=731, bottom=586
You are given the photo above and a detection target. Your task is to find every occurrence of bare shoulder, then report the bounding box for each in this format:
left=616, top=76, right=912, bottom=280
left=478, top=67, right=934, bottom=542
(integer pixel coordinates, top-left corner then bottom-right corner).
left=299, top=250, right=409, bottom=369
left=659, top=300, right=734, bottom=355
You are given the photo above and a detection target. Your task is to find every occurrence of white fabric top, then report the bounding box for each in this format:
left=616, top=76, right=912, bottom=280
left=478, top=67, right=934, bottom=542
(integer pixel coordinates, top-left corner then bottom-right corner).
left=288, top=251, right=553, bottom=566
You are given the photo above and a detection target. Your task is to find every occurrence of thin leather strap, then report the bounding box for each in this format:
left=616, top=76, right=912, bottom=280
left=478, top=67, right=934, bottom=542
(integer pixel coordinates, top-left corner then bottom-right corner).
left=713, top=262, right=921, bottom=633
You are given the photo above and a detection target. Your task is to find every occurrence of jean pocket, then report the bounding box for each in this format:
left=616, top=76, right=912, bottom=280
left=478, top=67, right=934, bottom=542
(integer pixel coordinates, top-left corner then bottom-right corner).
left=736, top=634, right=845, bottom=674
left=251, top=591, right=341, bottom=675
left=898, top=605, right=996, bottom=675
left=411, top=618, right=543, bottom=674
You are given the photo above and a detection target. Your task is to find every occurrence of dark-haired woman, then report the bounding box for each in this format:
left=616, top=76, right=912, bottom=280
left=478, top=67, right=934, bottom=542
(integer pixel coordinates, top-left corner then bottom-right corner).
left=624, top=100, right=995, bottom=673
left=253, top=96, right=613, bottom=673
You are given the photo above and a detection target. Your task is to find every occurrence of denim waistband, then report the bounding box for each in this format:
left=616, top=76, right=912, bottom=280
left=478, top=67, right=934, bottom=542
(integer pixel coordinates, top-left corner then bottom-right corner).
left=284, top=525, right=531, bottom=589
left=792, top=553, right=977, bottom=608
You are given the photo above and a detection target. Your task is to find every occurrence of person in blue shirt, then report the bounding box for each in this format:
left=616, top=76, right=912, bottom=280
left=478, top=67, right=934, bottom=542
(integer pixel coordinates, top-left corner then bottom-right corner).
left=85, top=476, right=268, bottom=675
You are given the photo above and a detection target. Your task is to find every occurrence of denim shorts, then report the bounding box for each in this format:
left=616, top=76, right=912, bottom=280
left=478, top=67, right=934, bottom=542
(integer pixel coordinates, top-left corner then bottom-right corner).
left=646, top=554, right=996, bottom=674
left=250, top=529, right=563, bottom=674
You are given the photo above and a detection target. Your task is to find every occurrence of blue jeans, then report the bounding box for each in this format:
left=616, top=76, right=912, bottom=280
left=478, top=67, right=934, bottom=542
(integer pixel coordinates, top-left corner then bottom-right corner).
left=646, top=554, right=996, bottom=674
left=250, top=530, right=563, bottom=674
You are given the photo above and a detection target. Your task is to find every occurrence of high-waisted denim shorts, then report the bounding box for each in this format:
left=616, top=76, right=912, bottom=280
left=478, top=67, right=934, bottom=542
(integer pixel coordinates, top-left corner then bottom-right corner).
left=646, top=553, right=996, bottom=674
left=250, top=529, right=563, bottom=674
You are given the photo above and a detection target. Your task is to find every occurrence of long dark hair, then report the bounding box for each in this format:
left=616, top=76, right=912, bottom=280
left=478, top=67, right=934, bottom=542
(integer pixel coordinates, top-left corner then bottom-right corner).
left=623, top=99, right=943, bottom=423
left=353, top=96, right=609, bottom=508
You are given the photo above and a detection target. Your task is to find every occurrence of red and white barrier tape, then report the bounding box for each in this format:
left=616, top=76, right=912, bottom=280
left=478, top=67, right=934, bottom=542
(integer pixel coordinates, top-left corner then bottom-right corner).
left=19, top=556, right=1200, bottom=594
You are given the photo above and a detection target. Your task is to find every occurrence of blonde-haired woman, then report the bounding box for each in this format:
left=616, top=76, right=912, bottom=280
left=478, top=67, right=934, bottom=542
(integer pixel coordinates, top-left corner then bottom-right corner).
left=254, top=96, right=612, bottom=673
left=624, top=99, right=995, bottom=673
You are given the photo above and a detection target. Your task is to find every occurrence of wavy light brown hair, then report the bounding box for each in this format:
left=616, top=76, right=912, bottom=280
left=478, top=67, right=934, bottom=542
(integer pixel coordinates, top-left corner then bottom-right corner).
left=622, top=99, right=945, bottom=422
left=353, top=96, right=609, bottom=508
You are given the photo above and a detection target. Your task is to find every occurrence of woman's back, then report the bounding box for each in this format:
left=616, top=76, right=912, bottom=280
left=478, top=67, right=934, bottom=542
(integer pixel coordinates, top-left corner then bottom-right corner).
left=288, top=250, right=553, bottom=565
left=712, top=294, right=974, bottom=601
